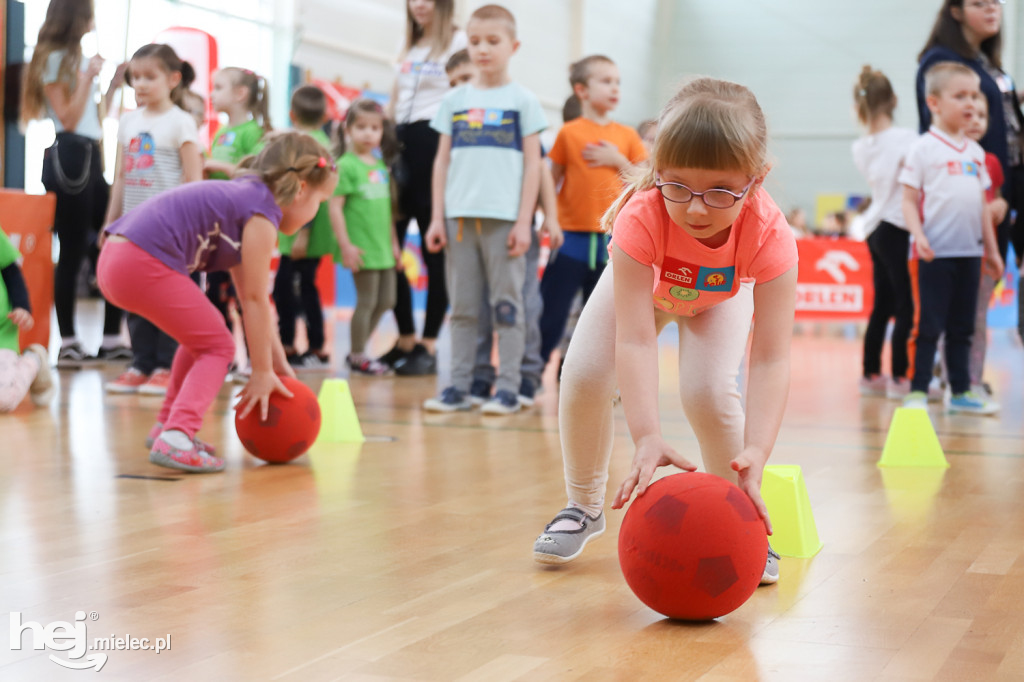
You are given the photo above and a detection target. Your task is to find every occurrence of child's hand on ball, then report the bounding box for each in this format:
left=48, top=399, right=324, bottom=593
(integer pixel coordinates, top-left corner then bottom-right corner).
left=612, top=434, right=697, bottom=509
left=731, top=452, right=772, bottom=535
left=237, top=370, right=294, bottom=422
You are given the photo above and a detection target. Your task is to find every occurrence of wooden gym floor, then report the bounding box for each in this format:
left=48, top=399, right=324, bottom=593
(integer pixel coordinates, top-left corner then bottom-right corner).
left=3, top=304, right=1024, bottom=681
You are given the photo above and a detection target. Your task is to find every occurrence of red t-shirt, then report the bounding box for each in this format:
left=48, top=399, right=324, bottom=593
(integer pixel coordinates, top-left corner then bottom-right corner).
left=611, top=187, right=798, bottom=317
left=984, top=152, right=1004, bottom=202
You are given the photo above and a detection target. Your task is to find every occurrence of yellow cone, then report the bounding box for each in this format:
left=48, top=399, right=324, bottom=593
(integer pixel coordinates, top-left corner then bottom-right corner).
left=878, top=407, right=948, bottom=468
left=761, top=465, right=822, bottom=558
left=316, top=379, right=365, bottom=443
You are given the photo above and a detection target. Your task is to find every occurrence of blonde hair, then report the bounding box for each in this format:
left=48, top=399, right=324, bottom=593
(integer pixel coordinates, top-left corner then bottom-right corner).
left=601, top=77, right=769, bottom=232
left=854, top=65, right=896, bottom=126
left=219, top=67, right=272, bottom=133
left=469, top=4, right=517, bottom=39
left=237, top=131, right=338, bottom=205
left=403, top=0, right=457, bottom=61
left=20, top=0, right=94, bottom=125
left=569, top=55, right=614, bottom=90
left=924, top=60, right=979, bottom=96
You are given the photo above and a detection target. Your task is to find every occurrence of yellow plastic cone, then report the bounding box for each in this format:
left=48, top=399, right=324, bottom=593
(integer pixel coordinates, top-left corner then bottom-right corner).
left=316, top=379, right=365, bottom=443
left=877, top=407, right=948, bottom=468
left=761, top=465, right=822, bottom=558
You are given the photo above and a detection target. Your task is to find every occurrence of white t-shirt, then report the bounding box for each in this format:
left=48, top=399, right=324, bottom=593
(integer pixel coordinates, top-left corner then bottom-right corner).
left=898, top=126, right=990, bottom=258
left=42, top=50, right=103, bottom=140
left=393, top=31, right=468, bottom=125
left=118, top=106, right=199, bottom=213
left=851, top=126, right=918, bottom=237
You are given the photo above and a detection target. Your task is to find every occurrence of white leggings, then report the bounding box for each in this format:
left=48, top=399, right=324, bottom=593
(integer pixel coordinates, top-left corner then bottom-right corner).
left=0, top=349, right=39, bottom=413
left=559, top=267, right=754, bottom=517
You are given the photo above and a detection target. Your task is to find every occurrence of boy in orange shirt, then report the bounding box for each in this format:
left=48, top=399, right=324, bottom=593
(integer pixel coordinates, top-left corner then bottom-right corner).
left=540, top=55, right=647, bottom=365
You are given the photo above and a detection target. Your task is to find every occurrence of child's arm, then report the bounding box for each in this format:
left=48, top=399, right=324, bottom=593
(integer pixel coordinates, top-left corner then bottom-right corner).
left=204, top=158, right=237, bottom=177
left=328, top=195, right=363, bottom=272
left=425, top=133, right=452, bottom=253
left=549, top=161, right=565, bottom=189
left=733, top=266, right=798, bottom=534
left=231, top=216, right=296, bottom=420
left=610, top=245, right=698, bottom=510
left=180, top=142, right=203, bottom=183
left=509, top=133, right=542, bottom=257
left=982, top=192, right=1004, bottom=280
left=2, top=262, right=33, bottom=331
left=582, top=141, right=630, bottom=171
left=103, top=145, right=126, bottom=229
left=538, top=161, right=563, bottom=250
left=901, top=185, right=933, bottom=261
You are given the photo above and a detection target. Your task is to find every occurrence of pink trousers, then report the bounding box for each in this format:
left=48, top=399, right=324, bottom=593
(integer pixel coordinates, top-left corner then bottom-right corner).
left=98, top=240, right=234, bottom=437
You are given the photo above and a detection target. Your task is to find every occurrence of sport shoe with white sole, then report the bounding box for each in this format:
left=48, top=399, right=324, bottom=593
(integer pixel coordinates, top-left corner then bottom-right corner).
left=760, top=546, right=780, bottom=585
left=533, top=507, right=605, bottom=565
left=481, top=389, right=521, bottom=415
left=948, top=390, right=999, bottom=415
left=423, top=386, right=473, bottom=413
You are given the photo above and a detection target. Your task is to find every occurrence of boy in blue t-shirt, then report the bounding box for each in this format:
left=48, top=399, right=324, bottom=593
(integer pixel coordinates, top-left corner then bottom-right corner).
left=423, top=4, right=547, bottom=415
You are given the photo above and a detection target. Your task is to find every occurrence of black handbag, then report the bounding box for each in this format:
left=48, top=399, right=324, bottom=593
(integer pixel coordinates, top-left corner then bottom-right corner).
left=42, top=132, right=94, bottom=196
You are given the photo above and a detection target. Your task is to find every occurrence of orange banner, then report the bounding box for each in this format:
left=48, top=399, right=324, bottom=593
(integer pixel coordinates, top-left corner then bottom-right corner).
left=0, top=191, right=56, bottom=350
left=795, top=239, right=874, bottom=320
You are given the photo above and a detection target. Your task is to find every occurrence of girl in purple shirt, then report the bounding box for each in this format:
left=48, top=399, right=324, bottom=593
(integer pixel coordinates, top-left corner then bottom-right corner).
left=99, top=131, right=338, bottom=472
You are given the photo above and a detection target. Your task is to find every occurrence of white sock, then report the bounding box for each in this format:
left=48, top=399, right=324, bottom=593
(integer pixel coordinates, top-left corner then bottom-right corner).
left=158, top=429, right=193, bottom=451
left=101, top=335, right=122, bottom=348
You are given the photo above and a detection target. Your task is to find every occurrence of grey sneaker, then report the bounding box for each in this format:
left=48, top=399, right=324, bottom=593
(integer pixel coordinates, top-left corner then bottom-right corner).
left=423, top=386, right=473, bottom=413
left=760, top=545, right=780, bottom=585
left=533, top=507, right=605, bottom=565
left=481, top=389, right=521, bottom=415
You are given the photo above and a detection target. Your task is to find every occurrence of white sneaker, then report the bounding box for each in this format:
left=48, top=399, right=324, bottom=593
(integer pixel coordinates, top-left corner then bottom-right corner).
left=26, top=344, right=55, bottom=406
left=859, top=375, right=888, bottom=397
left=886, top=377, right=910, bottom=400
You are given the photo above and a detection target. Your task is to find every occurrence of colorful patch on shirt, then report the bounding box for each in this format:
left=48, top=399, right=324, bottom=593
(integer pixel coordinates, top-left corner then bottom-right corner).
left=124, top=133, right=155, bottom=173
left=946, top=161, right=980, bottom=177
left=668, top=286, right=699, bottom=302
left=695, top=266, right=735, bottom=292
left=401, top=60, right=446, bottom=78
left=368, top=169, right=389, bottom=184
left=451, top=109, right=522, bottom=151
left=660, top=257, right=700, bottom=288
left=218, top=131, right=236, bottom=147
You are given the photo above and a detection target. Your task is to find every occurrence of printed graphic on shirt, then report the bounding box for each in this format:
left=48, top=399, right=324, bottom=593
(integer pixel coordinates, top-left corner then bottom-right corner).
left=451, top=109, right=522, bottom=151
left=189, top=222, right=242, bottom=273
left=361, top=168, right=392, bottom=201
left=945, top=160, right=980, bottom=177
left=400, top=60, right=446, bottom=79
left=697, top=266, right=735, bottom=292
left=668, top=286, right=699, bottom=302
left=217, top=131, right=236, bottom=147
left=124, top=133, right=155, bottom=174
left=659, top=257, right=735, bottom=293
left=660, top=257, right=700, bottom=288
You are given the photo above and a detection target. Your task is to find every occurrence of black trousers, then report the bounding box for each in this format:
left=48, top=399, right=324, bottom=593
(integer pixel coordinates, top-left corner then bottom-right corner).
left=273, top=256, right=325, bottom=352
left=539, top=253, right=606, bottom=362
left=42, top=132, right=123, bottom=339
left=909, top=257, right=981, bottom=395
left=863, top=222, right=913, bottom=379
left=393, top=121, right=448, bottom=341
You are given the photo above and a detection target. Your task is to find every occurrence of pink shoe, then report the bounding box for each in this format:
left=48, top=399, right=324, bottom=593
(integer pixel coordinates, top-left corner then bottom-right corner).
left=144, top=423, right=217, bottom=455
left=886, top=377, right=910, bottom=400
left=859, top=374, right=887, bottom=397
left=138, top=368, right=172, bottom=395
left=149, top=438, right=225, bottom=473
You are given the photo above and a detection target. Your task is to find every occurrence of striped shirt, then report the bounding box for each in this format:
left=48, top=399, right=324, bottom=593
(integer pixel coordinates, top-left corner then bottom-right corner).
left=118, top=106, right=199, bottom=213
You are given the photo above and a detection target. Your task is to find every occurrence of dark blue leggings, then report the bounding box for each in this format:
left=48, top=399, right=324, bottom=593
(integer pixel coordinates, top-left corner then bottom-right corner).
left=539, top=252, right=605, bottom=362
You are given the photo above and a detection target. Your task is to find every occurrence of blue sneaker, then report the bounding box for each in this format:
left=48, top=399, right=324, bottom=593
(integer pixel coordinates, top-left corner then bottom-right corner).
left=481, top=389, right=521, bottom=415
left=518, top=378, right=537, bottom=407
left=423, top=386, right=473, bottom=413
left=949, top=390, right=999, bottom=416
left=468, top=379, right=492, bottom=406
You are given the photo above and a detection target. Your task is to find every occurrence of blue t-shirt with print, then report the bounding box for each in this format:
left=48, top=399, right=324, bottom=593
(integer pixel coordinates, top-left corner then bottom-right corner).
left=430, top=81, right=547, bottom=222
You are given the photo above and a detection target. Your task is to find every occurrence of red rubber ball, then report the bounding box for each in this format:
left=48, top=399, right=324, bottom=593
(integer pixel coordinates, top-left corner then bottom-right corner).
left=234, top=376, right=322, bottom=464
left=618, top=472, right=768, bottom=620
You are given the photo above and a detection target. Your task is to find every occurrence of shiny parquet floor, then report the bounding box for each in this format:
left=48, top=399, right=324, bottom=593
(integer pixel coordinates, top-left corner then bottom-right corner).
left=3, top=307, right=1024, bottom=681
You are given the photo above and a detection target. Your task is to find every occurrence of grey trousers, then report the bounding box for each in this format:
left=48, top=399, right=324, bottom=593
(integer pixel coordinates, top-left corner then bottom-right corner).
left=472, top=226, right=543, bottom=390
left=445, top=217, right=526, bottom=395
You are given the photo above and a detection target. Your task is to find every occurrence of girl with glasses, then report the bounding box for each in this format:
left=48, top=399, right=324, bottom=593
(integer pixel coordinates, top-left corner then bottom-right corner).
left=532, top=78, right=798, bottom=586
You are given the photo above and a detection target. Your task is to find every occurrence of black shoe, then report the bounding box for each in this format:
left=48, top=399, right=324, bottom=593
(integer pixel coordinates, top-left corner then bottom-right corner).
left=56, top=342, right=99, bottom=369
left=377, top=344, right=409, bottom=369
left=96, top=344, right=133, bottom=362
left=394, top=343, right=437, bottom=376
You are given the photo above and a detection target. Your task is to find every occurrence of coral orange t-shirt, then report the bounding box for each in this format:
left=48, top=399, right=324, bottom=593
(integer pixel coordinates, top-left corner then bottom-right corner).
left=549, top=118, right=648, bottom=233
left=611, top=187, right=798, bottom=317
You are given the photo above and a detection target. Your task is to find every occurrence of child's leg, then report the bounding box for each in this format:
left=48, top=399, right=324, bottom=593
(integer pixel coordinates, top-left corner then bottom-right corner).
left=945, top=258, right=981, bottom=395
left=272, top=256, right=298, bottom=351
left=557, top=267, right=618, bottom=516
left=444, top=218, right=486, bottom=392
left=98, top=241, right=234, bottom=438
left=864, top=230, right=895, bottom=378
left=879, top=226, right=914, bottom=380
left=472, top=286, right=496, bottom=388
left=0, top=349, right=38, bottom=413
left=296, top=258, right=325, bottom=353
left=368, top=268, right=398, bottom=339
left=909, top=259, right=953, bottom=393
left=350, top=270, right=381, bottom=355
left=968, top=270, right=996, bottom=387
left=676, top=283, right=755, bottom=482
left=539, top=253, right=588, bottom=363
left=520, top=229, right=544, bottom=390
left=479, top=219, right=526, bottom=396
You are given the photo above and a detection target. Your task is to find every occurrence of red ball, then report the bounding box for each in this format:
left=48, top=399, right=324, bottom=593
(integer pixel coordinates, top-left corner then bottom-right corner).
left=618, top=472, right=768, bottom=620
left=234, top=376, right=322, bottom=464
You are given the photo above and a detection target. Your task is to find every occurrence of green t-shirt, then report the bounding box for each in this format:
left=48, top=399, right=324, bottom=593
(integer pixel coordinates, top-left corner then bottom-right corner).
left=208, top=119, right=266, bottom=180
left=336, top=152, right=394, bottom=270
left=277, top=128, right=340, bottom=259
left=0, top=229, right=22, bottom=352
